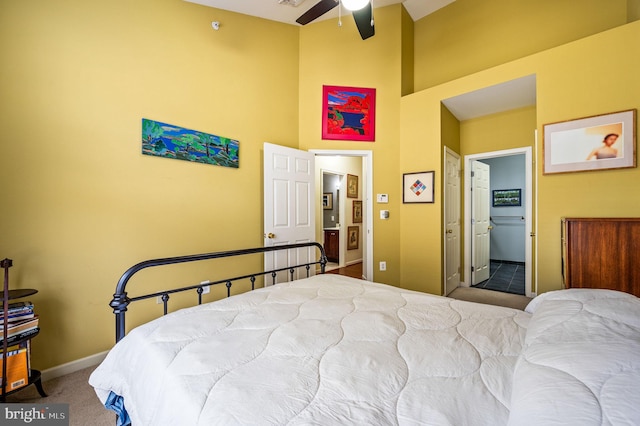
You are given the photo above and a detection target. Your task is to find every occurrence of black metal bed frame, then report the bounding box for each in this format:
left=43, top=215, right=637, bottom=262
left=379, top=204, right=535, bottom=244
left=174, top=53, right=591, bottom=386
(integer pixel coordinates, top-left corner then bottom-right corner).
left=109, top=242, right=327, bottom=343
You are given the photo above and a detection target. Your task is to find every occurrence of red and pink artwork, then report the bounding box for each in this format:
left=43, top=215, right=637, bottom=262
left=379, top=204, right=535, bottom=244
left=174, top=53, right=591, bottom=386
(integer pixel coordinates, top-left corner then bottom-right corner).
left=322, top=85, right=376, bottom=142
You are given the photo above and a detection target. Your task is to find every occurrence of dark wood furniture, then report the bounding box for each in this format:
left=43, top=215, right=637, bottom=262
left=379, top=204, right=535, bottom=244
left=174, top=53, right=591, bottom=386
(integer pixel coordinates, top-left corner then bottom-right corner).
left=323, top=229, right=339, bottom=263
left=1, top=258, right=47, bottom=401
left=561, top=218, right=640, bottom=297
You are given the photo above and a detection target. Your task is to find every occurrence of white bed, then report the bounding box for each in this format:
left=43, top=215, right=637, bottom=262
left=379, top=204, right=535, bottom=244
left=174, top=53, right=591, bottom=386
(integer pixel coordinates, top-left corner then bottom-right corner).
left=89, top=273, right=640, bottom=425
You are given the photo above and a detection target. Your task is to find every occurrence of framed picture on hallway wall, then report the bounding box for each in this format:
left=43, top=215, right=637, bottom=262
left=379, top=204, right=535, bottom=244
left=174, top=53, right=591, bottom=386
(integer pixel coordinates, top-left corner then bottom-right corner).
left=321, top=85, right=376, bottom=142
left=347, top=226, right=359, bottom=250
left=347, top=174, right=358, bottom=198
left=352, top=200, right=362, bottom=223
left=543, top=109, right=637, bottom=174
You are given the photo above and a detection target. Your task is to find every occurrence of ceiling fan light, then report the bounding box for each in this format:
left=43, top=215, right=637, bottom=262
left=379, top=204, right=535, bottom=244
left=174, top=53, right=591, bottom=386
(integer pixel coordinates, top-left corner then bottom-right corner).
left=341, top=0, right=369, bottom=11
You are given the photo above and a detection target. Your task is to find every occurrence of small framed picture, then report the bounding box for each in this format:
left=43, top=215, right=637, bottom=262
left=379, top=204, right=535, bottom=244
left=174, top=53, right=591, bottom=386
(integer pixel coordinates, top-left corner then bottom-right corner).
left=492, top=189, right=521, bottom=207
left=323, top=193, right=333, bottom=210
left=347, top=174, right=358, bottom=198
left=347, top=226, right=359, bottom=250
left=543, top=109, right=636, bottom=174
left=353, top=200, right=362, bottom=223
left=403, top=171, right=434, bottom=204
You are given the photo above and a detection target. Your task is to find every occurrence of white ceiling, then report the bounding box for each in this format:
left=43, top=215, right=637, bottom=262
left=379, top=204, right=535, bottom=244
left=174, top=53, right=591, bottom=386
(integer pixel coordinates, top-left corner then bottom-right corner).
left=442, top=75, right=537, bottom=121
left=185, top=0, right=456, bottom=25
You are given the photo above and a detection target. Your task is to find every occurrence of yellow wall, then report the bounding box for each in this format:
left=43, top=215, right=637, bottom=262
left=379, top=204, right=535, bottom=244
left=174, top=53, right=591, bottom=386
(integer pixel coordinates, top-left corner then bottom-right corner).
left=298, top=5, right=407, bottom=286
left=398, top=96, right=443, bottom=292
left=459, top=107, right=537, bottom=286
left=2, top=0, right=638, bottom=372
left=461, top=107, right=537, bottom=155
left=401, top=7, right=415, bottom=96
left=414, top=0, right=630, bottom=90
left=441, top=105, right=461, bottom=154
left=400, top=21, right=640, bottom=295
left=629, top=0, right=640, bottom=21
left=0, top=0, right=300, bottom=369
left=535, top=22, right=640, bottom=295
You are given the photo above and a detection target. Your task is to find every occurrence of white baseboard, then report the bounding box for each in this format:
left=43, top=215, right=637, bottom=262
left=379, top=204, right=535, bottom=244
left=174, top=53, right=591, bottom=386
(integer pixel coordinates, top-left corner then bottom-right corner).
left=345, top=259, right=363, bottom=266
left=41, top=350, right=109, bottom=382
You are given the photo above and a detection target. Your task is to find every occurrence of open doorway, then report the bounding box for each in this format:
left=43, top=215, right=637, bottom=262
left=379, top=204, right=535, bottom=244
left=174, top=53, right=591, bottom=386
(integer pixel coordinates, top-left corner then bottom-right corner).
left=464, top=147, right=534, bottom=297
left=263, top=145, right=372, bottom=282
left=321, top=171, right=342, bottom=269
left=312, top=150, right=373, bottom=281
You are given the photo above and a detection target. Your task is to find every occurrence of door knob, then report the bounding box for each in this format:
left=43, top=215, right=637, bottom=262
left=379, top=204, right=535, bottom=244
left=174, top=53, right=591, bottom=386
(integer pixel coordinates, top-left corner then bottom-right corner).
left=446, top=229, right=453, bottom=234
left=265, top=233, right=275, bottom=239
left=488, top=226, right=494, bottom=230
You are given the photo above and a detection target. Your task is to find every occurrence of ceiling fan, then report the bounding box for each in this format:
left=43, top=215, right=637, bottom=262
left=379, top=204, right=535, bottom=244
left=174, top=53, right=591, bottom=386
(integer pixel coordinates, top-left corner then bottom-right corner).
left=295, top=0, right=375, bottom=40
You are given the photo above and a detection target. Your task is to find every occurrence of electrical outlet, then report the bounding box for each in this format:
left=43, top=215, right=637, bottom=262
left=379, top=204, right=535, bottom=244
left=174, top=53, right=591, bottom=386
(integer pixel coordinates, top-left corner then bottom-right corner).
left=200, top=280, right=211, bottom=294
left=379, top=261, right=387, bottom=271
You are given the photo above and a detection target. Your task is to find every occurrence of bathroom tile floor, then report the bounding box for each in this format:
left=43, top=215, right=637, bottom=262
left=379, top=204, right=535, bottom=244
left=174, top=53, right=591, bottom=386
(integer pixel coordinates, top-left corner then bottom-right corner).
left=472, top=260, right=525, bottom=295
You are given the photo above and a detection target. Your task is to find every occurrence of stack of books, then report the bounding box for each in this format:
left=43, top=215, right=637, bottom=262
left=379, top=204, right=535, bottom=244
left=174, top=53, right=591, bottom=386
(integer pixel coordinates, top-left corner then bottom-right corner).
left=1, top=301, right=37, bottom=392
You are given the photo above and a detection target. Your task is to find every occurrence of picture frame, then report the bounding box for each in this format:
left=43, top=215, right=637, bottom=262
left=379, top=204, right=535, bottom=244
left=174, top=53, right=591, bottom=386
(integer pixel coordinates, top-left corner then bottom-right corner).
left=322, top=85, right=376, bottom=142
left=347, top=174, right=358, bottom=198
left=347, top=226, right=359, bottom=250
left=142, top=118, right=239, bottom=169
left=322, top=193, right=333, bottom=210
left=403, top=171, right=435, bottom=204
left=352, top=200, right=362, bottom=223
left=543, top=109, right=636, bottom=174
left=492, top=189, right=521, bottom=207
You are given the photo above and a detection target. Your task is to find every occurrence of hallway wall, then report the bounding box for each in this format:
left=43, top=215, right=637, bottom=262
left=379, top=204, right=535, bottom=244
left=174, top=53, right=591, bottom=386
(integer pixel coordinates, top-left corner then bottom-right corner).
left=315, top=156, right=364, bottom=266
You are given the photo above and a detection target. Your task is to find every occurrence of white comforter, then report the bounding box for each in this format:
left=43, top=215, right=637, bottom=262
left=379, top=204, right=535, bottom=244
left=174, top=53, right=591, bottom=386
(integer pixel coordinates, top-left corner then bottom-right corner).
left=509, top=289, right=640, bottom=425
left=90, top=275, right=530, bottom=425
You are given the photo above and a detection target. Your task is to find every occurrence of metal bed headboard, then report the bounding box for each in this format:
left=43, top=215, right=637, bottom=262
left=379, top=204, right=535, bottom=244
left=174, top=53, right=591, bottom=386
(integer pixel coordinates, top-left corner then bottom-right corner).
left=109, top=242, right=327, bottom=343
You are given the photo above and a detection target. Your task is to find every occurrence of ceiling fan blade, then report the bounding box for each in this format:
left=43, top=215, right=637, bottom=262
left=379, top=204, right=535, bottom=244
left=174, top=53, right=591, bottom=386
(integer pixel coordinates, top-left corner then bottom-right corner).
left=352, top=3, right=375, bottom=40
left=296, top=0, right=339, bottom=25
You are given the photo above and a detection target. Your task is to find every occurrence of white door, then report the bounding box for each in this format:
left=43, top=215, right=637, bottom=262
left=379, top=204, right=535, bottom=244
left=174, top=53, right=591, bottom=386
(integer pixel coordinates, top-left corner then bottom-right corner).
left=471, top=160, right=491, bottom=285
left=444, top=148, right=461, bottom=295
left=263, top=142, right=316, bottom=284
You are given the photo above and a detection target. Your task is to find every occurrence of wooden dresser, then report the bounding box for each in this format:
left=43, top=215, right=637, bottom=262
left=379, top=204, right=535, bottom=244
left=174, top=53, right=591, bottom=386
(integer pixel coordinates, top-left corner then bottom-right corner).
left=561, top=218, right=640, bottom=297
left=323, top=229, right=339, bottom=263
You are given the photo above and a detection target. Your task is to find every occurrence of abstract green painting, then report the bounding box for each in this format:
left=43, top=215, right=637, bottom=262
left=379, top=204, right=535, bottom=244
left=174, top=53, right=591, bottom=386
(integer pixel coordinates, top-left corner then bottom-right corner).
left=142, top=118, right=239, bottom=168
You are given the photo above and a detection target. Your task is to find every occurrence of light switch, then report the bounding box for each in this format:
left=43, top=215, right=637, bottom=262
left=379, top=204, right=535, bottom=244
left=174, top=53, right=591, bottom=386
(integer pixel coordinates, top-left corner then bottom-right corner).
left=380, top=210, right=389, bottom=219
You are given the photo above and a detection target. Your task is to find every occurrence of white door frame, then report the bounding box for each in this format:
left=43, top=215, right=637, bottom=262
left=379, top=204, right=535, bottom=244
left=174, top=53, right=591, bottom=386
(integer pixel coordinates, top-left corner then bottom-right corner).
left=311, top=149, right=373, bottom=281
left=463, top=147, right=534, bottom=297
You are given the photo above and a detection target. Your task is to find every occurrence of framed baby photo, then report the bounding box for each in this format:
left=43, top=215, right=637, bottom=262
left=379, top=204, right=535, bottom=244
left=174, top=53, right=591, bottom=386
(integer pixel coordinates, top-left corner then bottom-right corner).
left=543, top=109, right=636, bottom=174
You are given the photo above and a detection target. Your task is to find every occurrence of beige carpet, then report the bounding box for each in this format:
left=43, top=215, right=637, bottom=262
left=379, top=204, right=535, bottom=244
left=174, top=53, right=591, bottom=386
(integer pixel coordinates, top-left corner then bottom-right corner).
left=4, top=366, right=113, bottom=426
left=448, top=286, right=532, bottom=311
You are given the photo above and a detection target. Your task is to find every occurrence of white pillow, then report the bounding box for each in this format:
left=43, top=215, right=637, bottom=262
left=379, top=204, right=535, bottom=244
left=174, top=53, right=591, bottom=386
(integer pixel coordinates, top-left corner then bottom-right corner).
left=509, top=290, right=640, bottom=425
left=524, top=288, right=636, bottom=314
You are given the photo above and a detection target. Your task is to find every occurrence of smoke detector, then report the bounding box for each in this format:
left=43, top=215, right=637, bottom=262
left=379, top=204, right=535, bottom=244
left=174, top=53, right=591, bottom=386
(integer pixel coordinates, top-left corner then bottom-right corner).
left=279, top=0, right=306, bottom=6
